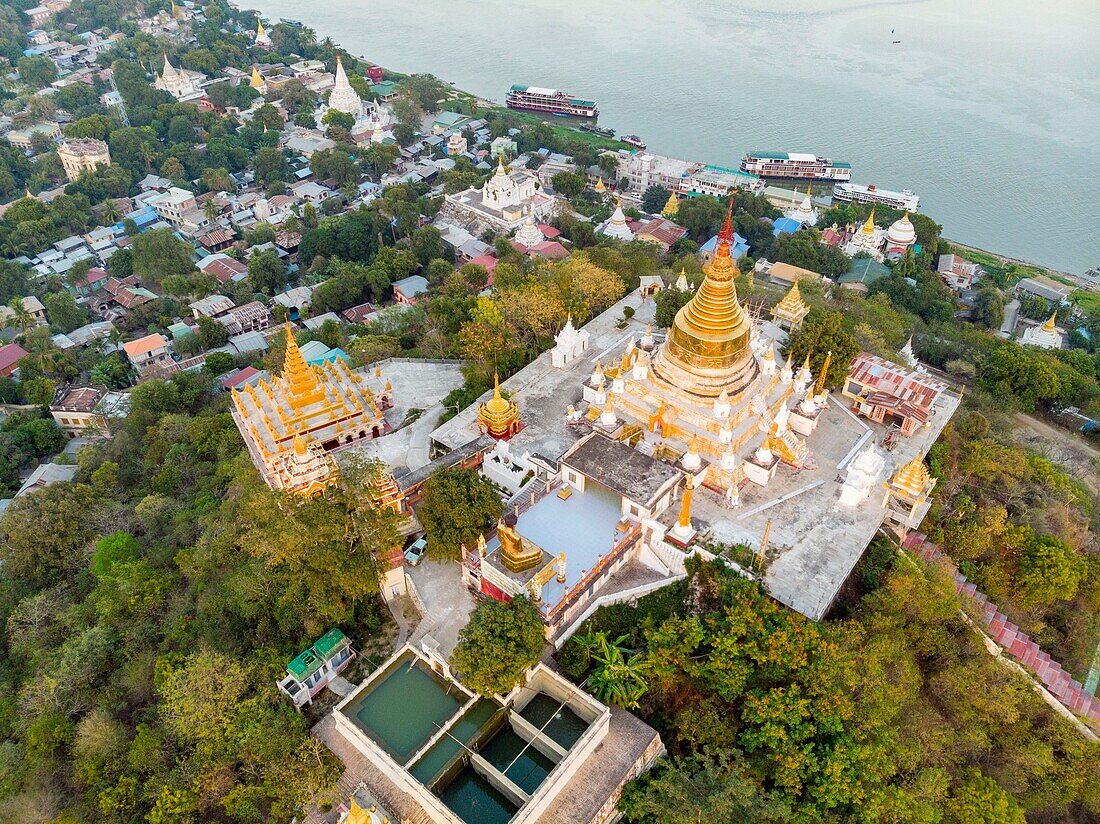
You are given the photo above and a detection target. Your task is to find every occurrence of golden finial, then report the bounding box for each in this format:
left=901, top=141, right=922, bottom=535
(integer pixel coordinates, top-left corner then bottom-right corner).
left=677, top=475, right=694, bottom=529
left=815, top=350, right=832, bottom=395
left=1041, top=311, right=1057, bottom=333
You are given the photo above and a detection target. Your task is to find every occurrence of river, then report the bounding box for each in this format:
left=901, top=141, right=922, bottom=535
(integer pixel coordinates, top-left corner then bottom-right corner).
left=246, top=0, right=1100, bottom=275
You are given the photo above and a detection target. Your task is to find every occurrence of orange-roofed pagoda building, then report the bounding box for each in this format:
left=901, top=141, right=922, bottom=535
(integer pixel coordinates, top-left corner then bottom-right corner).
left=230, top=327, right=393, bottom=495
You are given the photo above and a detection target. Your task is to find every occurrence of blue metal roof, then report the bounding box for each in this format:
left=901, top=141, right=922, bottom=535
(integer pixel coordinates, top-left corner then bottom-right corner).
left=772, top=217, right=803, bottom=237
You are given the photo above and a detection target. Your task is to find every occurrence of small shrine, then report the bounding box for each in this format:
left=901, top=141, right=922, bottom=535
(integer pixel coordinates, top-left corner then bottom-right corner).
left=771, top=280, right=810, bottom=331
left=838, top=442, right=886, bottom=507
left=882, top=455, right=936, bottom=531
left=551, top=316, right=590, bottom=367
left=476, top=374, right=522, bottom=439
left=662, top=190, right=679, bottom=216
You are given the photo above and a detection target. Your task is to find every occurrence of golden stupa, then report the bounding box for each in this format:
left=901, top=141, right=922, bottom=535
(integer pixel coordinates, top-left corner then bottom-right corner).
left=250, top=65, right=265, bottom=89
left=476, top=373, right=521, bottom=440
left=889, top=455, right=935, bottom=502
left=1041, top=311, right=1057, bottom=333
left=662, top=190, right=679, bottom=216
left=651, top=206, right=757, bottom=399
left=583, top=202, right=815, bottom=480
left=771, top=279, right=809, bottom=330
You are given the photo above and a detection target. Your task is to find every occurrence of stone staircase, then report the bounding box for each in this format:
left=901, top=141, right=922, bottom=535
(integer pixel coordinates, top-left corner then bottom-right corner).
left=904, top=531, right=1100, bottom=725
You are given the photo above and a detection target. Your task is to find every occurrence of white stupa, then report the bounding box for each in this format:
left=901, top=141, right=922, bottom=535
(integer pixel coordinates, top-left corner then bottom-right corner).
left=675, top=267, right=691, bottom=292
left=838, top=442, right=886, bottom=507
left=787, top=187, right=818, bottom=226
left=899, top=336, right=920, bottom=369
left=328, top=55, right=365, bottom=118
left=884, top=212, right=917, bottom=253
left=599, top=196, right=635, bottom=241
left=844, top=207, right=885, bottom=260
left=254, top=18, right=272, bottom=49
left=514, top=208, right=544, bottom=249
left=1019, top=312, right=1063, bottom=350
left=551, top=316, right=591, bottom=368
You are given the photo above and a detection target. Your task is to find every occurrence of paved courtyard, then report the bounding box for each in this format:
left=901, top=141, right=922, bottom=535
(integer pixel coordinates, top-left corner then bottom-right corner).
left=406, top=557, right=477, bottom=658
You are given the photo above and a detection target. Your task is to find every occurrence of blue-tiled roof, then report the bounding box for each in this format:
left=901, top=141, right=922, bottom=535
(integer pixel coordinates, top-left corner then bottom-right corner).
left=772, top=217, right=803, bottom=237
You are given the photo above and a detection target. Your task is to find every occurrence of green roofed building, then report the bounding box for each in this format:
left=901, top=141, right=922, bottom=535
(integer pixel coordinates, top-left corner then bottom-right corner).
left=838, top=257, right=891, bottom=293
left=278, top=628, right=354, bottom=708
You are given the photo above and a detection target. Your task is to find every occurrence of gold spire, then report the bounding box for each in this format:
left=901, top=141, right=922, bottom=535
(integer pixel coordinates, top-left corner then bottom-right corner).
left=594, top=176, right=606, bottom=192
left=1041, top=311, right=1057, bottom=333
left=677, top=476, right=694, bottom=529
left=250, top=64, right=264, bottom=89
left=815, top=350, right=832, bottom=396
left=256, top=18, right=266, bottom=37
left=661, top=209, right=753, bottom=378
left=772, top=279, right=810, bottom=328
left=663, top=190, right=679, bottom=216
left=861, top=207, right=876, bottom=234
left=293, top=433, right=308, bottom=456
left=891, top=455, right=935, bottom=500
left=281, top=324, right=323, bottom=406
left=477, top=372, right=520, bottom=439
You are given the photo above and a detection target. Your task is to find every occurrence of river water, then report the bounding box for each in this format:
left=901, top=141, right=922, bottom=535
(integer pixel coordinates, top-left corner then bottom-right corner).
left=248, top=0, right=1099, bottom=275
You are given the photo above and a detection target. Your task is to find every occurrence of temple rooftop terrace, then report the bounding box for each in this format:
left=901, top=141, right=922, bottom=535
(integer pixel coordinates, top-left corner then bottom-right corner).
left=687, top=386, right=961, bottom=620
left=431, top=290, right=656, bottom=461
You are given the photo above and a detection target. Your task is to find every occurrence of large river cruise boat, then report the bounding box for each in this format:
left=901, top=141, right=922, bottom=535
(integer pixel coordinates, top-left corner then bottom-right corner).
left=506, top=85, right=598, bottom=118
left=740, top=151, right=852, bottom=182
left=832, top=182, right=920, bottom=211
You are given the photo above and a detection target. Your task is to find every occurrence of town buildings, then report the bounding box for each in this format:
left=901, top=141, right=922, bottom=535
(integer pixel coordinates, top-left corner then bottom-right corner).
left=57, top=138, right=111, bottom=182
left=122, top=333, right=171, bottom=374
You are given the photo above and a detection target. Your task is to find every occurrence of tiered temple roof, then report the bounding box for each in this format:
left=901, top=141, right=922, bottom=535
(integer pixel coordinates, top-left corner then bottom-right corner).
left=230, top=327, right=387, bottom=494
left=771, top=280, right=810, bottom=330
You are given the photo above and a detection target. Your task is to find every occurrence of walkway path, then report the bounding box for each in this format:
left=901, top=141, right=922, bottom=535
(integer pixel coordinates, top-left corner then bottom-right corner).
left=903, top=531, right=1099, bottom=735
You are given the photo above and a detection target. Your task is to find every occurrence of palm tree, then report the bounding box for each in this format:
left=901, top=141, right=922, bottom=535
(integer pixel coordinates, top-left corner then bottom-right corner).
left=579, top=632, right=648, bottom=709
left=203, top=197, right=220, bottom=224
left=100, top=200, right=121, bottom=224
left=6, top=298, right=35, bottom=339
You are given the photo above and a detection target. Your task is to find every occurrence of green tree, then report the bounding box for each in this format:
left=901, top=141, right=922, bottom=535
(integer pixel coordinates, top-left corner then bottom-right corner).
left=450, top=596, right=546, bottom=695
left=944, top=770, right=1025, bottom=824
left=551, top=171, right=586, bottom=200
left=321, top=108, right=355, bottom=132
left=17, top=54, right=58, bottom=88
left=43, top=290, right=88, bottom=333
left=579, top=631, right=648, bottom=709
left=129, top=228, right=196, bottom=288
left=248, top=249, right=288, bottom=294
left=641, top=184, right=671, bottom=214
left=784, top=308, right=859, bottom=389
left=418, top=467, right=503, bottom=559
left=618, top=750, right=790, bottom=824
left=253, top=146, right=289, bottom=185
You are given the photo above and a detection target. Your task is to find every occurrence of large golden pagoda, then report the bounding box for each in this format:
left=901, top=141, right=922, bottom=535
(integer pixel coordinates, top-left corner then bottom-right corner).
left=583, top=206, right=817, bottom=487
left=476, top=373, right=521, bottom=440
left=650, top=209, right=757, bottom=400
left=230, top=326, right=390, bottom=495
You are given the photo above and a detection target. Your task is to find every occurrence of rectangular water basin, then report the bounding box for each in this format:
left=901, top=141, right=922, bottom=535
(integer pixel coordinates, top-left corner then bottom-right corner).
left=518, top=692, right=590, bottom=750
left=343, top=652, right=464, bottom=763
left=410, top=698, right=501, bottom=786
left=480, top=725, right=556, bottom=795
left=438, top=765, right=519, bottom=824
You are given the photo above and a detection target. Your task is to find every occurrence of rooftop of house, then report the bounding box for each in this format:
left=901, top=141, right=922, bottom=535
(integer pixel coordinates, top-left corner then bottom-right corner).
left=563, top=433, right=681, bottom=507
left=52, top=384, right=106, bottom=412
left=122, top=332, right=168, bottom=357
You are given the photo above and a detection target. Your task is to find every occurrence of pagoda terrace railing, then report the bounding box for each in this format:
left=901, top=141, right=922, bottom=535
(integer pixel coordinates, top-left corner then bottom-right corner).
left=545, top=522, right=643, bottom=625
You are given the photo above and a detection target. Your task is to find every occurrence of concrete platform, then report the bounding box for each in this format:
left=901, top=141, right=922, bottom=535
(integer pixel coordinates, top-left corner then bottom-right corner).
left=431, top=291, right=657, bottom=463
left=694, top=391, right=961, bottom=620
